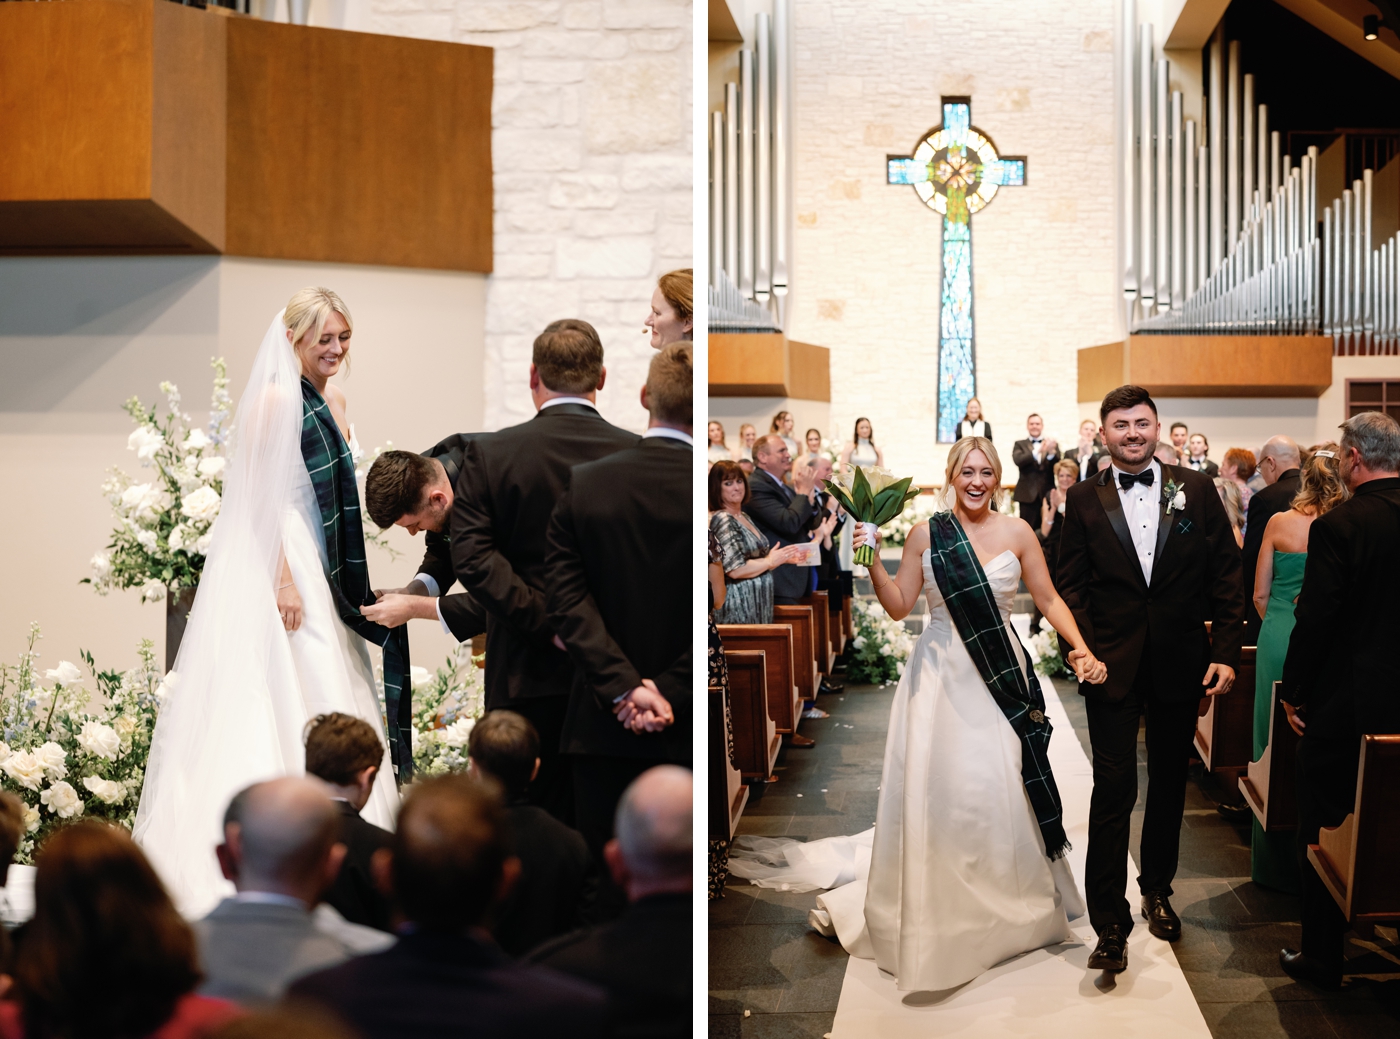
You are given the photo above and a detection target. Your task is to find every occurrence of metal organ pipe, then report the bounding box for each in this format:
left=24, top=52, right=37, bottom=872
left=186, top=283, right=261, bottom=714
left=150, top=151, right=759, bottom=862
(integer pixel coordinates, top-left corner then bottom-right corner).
left=1184, top=119, right=1197, bottom=296
left=1243, top=74, right=1254, bottom=218
left=1171, top=92, right=1184, bottom=309
left=1139, top=24, right=1155, bottom=303
left=738, top=50, right=755, bottom=298
left=754, top=14, right=772, bottom=302
left=724, top=84, right=739, bottom=282
left=1209, top=26, right=1224, bottom=273
left=1156, top=59, right=1170, bottom=309
left=711, top=112, right=725, bottom=287
left=772, top=0, right=791, bottom=299
left=1227, top=41, right=1240, bottom=249
left=1121, top=0, right=1137, bottom=297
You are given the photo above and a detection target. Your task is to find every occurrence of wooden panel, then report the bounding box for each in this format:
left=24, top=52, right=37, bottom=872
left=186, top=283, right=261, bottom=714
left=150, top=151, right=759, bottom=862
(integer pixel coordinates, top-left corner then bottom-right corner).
left=708, top=0, right=743, bottom=42
left=709, top=332, right=832, bottom=401
left=1350, top=735, right=1400, bottom=922
left=1194, top=646, right=1256, bottom=773
left=1240, top=680, right=1299, bottom=831
left=0, top=200, right=217, bottom=253
left=802, top=591, right=834, bottom=674
left=717, top=625, right=798, bottom=734
left=773, top=604, right=818, bottom=703
left=1078, top=341, right=1125, bottom=404
left=722, top=650, right=778, bottom=783
left=225, top=19, right=492, bottom=272
left=709, top=685, right=749, bottom=837
left=788, top=340, right=832, bottom=402
left=1079, top=336, right=1334, bottom=401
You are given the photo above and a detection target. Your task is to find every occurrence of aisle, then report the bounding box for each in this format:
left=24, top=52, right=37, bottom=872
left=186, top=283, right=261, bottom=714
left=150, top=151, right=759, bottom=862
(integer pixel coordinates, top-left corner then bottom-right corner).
left=828, top=675, right=1212, bottom=1038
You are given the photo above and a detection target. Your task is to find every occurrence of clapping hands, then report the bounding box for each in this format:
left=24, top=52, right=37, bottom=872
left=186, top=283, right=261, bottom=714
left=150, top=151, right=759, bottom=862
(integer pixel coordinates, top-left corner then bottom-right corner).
left=1066, top=648, right=1107, bottom=685
left=614, top=679, right=674, bottom=734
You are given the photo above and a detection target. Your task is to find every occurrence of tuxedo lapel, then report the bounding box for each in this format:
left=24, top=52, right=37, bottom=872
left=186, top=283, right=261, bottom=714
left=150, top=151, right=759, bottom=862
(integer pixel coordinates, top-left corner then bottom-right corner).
left=1148, top=465, right=1178, bottom=587
left=1094, top=469, right=1148, bottom=587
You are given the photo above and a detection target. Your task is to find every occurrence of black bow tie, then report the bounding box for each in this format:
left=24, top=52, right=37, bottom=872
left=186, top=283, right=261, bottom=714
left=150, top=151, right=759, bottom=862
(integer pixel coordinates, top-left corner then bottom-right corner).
left=1118, top=469, right=1154, bottom=491
left=1030, top=438, right=1042, bottom=443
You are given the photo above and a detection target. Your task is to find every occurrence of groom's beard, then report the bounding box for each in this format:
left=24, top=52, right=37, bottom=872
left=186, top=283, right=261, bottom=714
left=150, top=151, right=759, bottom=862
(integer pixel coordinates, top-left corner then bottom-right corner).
left=1105, top=436, right=1152, bottom=468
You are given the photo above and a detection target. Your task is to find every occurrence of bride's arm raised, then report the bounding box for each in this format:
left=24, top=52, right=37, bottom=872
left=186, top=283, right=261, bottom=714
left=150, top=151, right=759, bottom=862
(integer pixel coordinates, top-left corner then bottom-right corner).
left=1011, top=520, right=1106, bottom=683
left=856, top=522, right=929, bottom=621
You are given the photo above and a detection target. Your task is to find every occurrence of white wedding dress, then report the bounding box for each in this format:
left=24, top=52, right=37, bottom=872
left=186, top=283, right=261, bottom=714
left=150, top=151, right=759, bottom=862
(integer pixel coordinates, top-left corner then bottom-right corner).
left=731, top=548, right=1084, bottom=992
left=134, top=313, right=398, bottom=918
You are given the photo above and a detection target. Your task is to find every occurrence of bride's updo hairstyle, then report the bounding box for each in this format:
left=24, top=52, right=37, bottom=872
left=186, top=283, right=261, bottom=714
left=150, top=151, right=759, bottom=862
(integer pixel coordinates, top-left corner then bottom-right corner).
left=284, top=286, right=354, bottom=369
left=944, top=436, right=1003, bottom=510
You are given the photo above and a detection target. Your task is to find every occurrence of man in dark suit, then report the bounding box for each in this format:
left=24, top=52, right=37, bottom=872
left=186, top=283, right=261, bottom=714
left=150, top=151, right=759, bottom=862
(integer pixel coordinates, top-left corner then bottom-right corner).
left=1012, top=413, right=1059, bottom=523
left=450, top=320, right=639, bottom=823
left=544, top=344, right=692, bottom=892
left=467, top=711, right=595, bottom=955
left=745, top=433, right=818, bottom=605
left=529, top=765, right=692, bottom=1039
left=1185, top=432, right=1220, bottom=478
left=362, top=435, right=490, bottom=644
left=1278, top=412, right=1400, bottom=989
left=303, top=713, right=395, bottom=933
left=288, top=774, right=607, bottom=1038
left=1057, top=385, right=1245, bottom=973
left=1240, top=435, right=1303, bottom=643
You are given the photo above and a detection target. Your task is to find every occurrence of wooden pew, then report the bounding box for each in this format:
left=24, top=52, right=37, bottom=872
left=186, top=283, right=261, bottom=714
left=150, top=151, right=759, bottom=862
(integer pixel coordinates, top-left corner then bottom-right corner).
left=1194, top=646, right=1257, bottom=788
left=842, top=595, right=853, bottom=639
left=721, top=650, right=779, bottom=782
left=828, top=595, right=846, bottom=657
left=717, top=624, right=799, bottom=735
left=801, top=590, right=835, bottom=674
left=709, top=684, right=751, bottom=837
left=1240, top=680, right=1300, bottom=831
left=1307, top=735, right=1400, bottom=939
left=772, top=603, right=819, bottom=703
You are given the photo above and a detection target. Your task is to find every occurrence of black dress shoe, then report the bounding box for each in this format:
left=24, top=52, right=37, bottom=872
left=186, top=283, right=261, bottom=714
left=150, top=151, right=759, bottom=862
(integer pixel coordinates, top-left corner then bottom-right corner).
left=1279, top=949, right=1341, bottom=990
left=1087, top=924, right=1128, bottom=972
left=1141, top=891, right=1181, bottom=941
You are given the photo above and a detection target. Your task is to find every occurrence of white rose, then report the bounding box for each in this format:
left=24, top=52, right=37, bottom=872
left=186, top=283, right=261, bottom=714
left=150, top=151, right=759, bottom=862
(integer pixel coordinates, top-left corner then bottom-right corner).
left=135, top=529, right=159, bottom=552
left=127, top=426, right=164, bottom=464
left=91, top=552, right=112, bottom=580
left=440, top=717, right=475, bottom=748
left=852, top=636, right=866, bottom=650
left=21, top=803, right=40, bottom=832
left=0, top=743, right=9, bottom=765
left=182, top=485, right=221, bottom=523
left=140, top=580, right=166, bottom=604
left=183, top=428, right=211, bottom=453
left=409, top=666, right=432, bottom=687
left=82, top=775, right=127, bottom=805
left=167, top=524, right=191, bottom=552
left=195, top=532, right=213, bottom=555
left=77, top=721, right=121, bottom=761
left=1171, top=490, right=1186, bottom=511
left=44, top=660, right=83, bottom=686
left=197, top=456, right=226, bottom=480
left=35, top=741, right=67, bottom=779
left=40, top=780, right=83, bottom=818
left=113, top=716, right=137, bottom=738
left=2, top=752, right=45, bottom=791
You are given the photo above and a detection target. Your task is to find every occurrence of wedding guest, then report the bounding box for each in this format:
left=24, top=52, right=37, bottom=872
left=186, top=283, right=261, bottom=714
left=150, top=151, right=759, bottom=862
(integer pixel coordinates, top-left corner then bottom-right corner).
left=1012, top=414, right=1058, bottom=525
left=706, top=421, right=734, bottom=465
left=804, top=427, right=824, bottom=459
left=746, top=435, right=819, bottom=608
left=709, top=461, right=804, bottom=625
left=451, top=319, right=639, bottom=824
left=770, top=410, right=800, bottom=457
left=1241, top=435, right=1303, bottom=642
left=303, top=714, right=394, bottom=932
left=1154, top=441, right=1181, bottom=466
left=1214, top=477, right=1245, bottom=548
left=1073, top=419, right=1105, bottom=480
left=287, top=775, right=607, bottom=1038
left=1279, top=412, right=1400, bottom=989
left=838, top=416, right=883, bottom=472
left=529, top=766, right=692, bottom=1039
left=644, top=268, right=692, bottom=348
left=1096, top=453, right=1114, bottom=473
left=1169, top=422, right=1189, bottom=457
left=955, top=397, right=991, bottom=440
left=708, top=528, right=733, bottom=899
left=1039, top=459, right=1079, bottom=569
left=1186, top=433, right=1219, bottom=477
left=1249, top=445, right=1345, bottom=895
left=467, top=711, right=594, bottom=954
left=197, top=779, right=392, bottom=1005
left=545, top=343, right=693, bottom=913
left=1221, top=447, right=1258, bottom=515
left=3, top=823, right=240, bottom=1039
left=737, top=423, right=758, bottom=464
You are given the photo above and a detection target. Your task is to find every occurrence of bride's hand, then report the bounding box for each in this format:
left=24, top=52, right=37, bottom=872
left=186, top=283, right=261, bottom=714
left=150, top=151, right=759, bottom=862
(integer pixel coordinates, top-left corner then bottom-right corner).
left=277, top=580, right=303, bottom=632
left=1067, top=648, right=1107, bottom=684
left=853, top=523, right=881, bottom=551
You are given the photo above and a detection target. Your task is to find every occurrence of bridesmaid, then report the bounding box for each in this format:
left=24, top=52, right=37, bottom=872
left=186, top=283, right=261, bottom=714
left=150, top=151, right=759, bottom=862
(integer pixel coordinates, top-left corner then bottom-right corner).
left=1250, top=445, right=1346, bottom=893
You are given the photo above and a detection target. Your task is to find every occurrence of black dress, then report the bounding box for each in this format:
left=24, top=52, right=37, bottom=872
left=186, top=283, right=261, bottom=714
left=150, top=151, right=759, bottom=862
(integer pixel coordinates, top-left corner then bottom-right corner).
left=708, top=529, right=735, bottom=900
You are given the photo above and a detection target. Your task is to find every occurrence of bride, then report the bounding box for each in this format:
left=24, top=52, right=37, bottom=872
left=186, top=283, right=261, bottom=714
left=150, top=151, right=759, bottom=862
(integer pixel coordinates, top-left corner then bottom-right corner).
left=134, top=288, right=401, bottom=916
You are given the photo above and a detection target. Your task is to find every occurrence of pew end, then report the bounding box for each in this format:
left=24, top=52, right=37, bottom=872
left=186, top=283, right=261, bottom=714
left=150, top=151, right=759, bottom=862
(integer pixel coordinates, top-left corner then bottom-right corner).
left=1240, top=680, right=1300, bottom=831
left=1194, top=647, right=1257, bottom=792
left=717, top=625, right=800, bottom=736
left=800, top=590, right=836, bottom=674
left=709, top=684, right=750, bottom=838
left=772, top=604, right=820, bottom=703
left=720, top=649, right=780, bottom=783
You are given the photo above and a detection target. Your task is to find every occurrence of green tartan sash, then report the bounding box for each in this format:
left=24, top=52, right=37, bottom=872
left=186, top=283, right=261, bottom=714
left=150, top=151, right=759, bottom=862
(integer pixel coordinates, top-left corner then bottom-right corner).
left=300, top=378, right=413, bottom=781
left=927, top=513, right=1069, bottom=860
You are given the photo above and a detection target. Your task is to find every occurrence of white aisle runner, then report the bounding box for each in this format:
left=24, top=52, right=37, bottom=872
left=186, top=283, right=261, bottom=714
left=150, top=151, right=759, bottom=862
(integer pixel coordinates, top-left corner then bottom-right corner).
left=829, top=675, right=1212, bottom=1038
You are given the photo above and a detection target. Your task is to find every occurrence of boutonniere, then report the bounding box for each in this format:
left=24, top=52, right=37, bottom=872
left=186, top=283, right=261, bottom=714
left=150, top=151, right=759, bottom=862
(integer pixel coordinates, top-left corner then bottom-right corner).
left=1163, top=477, right=1186, bottom=513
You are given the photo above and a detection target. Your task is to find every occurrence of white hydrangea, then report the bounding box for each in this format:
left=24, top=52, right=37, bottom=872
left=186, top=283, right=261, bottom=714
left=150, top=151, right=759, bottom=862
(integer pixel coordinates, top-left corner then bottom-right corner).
left=127, top=426, right=164, bottom=464
left=135, top=529, right=159, bottom=552
left=197, top=456, right=226, bottom=480
left=440, top=717, right=476, bottom=748
left=44, top=660, right=83, bottom=686
left=90, top=552, right=113, bottom=580
left=35, top=741, right=68, bottom=779
left=119, top=483, right=166, bottom=522
left=40, top=781, right=83, bottom=818
left=182, top=485, right=221, bottom=523
left=183, top=428, right=211, bottom=453
left=82, top=775, right=127, bottom=805
left=140, top=580, right=166, bottom=604
left=2, top=752, right=45, bottom=791
left=77, top=720, right=122, bottom=761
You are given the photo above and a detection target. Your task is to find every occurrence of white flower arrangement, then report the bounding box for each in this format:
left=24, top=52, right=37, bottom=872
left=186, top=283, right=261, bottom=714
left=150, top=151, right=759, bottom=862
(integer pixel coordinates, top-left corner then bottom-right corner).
left=1027, top=628, right=1070, bottom=679
left=378, top=644, right=486, bottom=778
left=0, top=625, right=161, bottom=863
left=883, top=494, right=943, bottom=547
left=845, top=599, right=916, bottom=686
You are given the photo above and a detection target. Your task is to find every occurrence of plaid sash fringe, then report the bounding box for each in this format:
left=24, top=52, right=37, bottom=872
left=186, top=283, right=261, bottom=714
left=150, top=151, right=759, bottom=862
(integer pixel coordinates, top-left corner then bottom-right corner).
left=926, top=513, right=1070, bottom=860
left=300, top=379, right=413, bottom=781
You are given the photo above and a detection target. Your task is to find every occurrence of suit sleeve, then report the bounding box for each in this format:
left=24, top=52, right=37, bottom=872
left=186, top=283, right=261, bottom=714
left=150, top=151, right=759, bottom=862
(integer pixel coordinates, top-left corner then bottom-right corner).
left=650, top=645, right=692, bottom=715
left=1011, top=440, right=1032, bottom=471
left=438, top=591, right=489, bottom=643
left=744, top=479, right=815, bottom=539
left=543, top=488, right=643, bottom=706
left=1054, top=490, right=1096, bottom=664
left=415, top=531, right=456, bottom=595
left=1198, top=473, right=1246, bottom=669
left=450, top=439, right=550, bottom=637
left=1239, top=492, right=1269, bottom=624
left=1280, top=518, right=1344, bottom=708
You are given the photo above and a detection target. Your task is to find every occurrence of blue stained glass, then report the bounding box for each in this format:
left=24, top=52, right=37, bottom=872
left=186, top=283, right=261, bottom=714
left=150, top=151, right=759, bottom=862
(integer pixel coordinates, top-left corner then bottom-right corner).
left=887, top=158, right=931, bottom=185
left=985, top=159, right=1025, bottom=186
left=943, top=102, right=969, bottom=146
left=938, top=214, right=974, bottom=443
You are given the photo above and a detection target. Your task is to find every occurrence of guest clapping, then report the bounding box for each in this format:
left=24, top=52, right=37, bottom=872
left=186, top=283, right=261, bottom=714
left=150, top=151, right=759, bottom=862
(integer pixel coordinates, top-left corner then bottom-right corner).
left=709, top=461, right=806, bottom=625
left=1039, top=459, right=1079, bottom=566
left=1187, top=433, right=1219, bottom=477
left=707, top=421, right=734, bottom=465
left=1012, top=414, right=1058, bottom=524
left=1073, top=419, right=1105, bottom=480
left=644, top=268, right=692, bottom=348
left=1170, top=422, right=1190, bottom=458
left=746, top=435, right=819, bottom=606
left=955, top=397, right=991, bottom=440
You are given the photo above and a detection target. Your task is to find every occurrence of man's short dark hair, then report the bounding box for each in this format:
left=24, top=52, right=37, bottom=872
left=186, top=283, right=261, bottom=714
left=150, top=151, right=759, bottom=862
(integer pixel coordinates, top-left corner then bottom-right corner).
left=466, top=711, right=540, bottom=800
left=304, top=713, right=384, bottom=786
left=364, top=451, right=442, bottom=530
left=1099, top=385, right=1158, bottom=425
left=647, top=343, right=692, bottom=426
left=534, top=319, right=604, bottom=394
left=392, top=774, right=507, bottom=932
left=1170, top=421, right=1188, bottom=433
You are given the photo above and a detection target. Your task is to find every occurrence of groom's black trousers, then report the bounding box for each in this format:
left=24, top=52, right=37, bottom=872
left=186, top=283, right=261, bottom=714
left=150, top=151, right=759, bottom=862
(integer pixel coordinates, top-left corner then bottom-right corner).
left=1084, top=666, right=1200, bottom=935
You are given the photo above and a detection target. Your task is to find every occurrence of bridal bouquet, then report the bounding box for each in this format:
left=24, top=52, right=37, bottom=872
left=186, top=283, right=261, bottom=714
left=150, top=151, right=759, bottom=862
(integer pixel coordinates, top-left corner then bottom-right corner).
left=378, top=644, right=486, bottom=778
left=0, top=625, right=161, bottom=863
left=85, top=359, right=232, bottom=604
left=824, top=465, right=921, bottom=566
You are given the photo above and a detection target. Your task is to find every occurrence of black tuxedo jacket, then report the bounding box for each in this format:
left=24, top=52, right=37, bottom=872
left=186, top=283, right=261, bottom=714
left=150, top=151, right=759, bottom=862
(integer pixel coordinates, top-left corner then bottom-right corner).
left=1281, top=477, right=1400, bottom=742
left=1012, top=439, right=1060, bottom=504
left=1240, top=468, right=1302, bottom=634
left=288, top=930, right=607, bottom=1039
left=545, top=437, right=691, bottom=764
left=743, top=467, right=816, bottom=601
left=1056, top=464, right=1245, bottom=702
left=411, top=433, right=490, bottom=643
left=1072, top=446, right=1107, bottom=481
left=1187, top=457, right=1221, bottom=479
left=323, top=801, right=393, bottom=932
left=451, top=404, right=639, bottom=707
left=490, top=803, right=596, bottom=957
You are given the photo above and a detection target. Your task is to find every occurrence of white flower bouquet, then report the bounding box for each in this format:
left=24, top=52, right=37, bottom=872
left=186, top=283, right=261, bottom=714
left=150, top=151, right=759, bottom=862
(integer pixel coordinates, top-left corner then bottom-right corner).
left=1027, top=628, right=1070, bottom=679
left=845, top=599, right=915, bottom=687
left=0, top=625, right=161, bottom=863
left=379, top=644, right=486, bottom=778
left=824, top=465, right=921, bottom=567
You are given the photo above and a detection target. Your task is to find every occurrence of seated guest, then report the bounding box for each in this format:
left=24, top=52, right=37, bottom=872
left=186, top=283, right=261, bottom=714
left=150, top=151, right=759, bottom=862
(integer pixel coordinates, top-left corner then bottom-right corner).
left=1214, top=476, right=1245, bottom=548
left=468, top=711, right=594, bottom=955
left=1222, top=447, right=1258, bottom=516
left=4, top=822, right=241, bottom=1039
left=1186, top=432, right=1219, bottom=477
left=706, top=421, right=734, bottom=465
left=709, top=460, right=805, bottom=625
left=287, top=775, right=607, bottom=1038
left=530, top=766, right=692, bottom=1039
left=197, top=778, right=392, bottom=1005
left=304, top=713, right=394, bottom=932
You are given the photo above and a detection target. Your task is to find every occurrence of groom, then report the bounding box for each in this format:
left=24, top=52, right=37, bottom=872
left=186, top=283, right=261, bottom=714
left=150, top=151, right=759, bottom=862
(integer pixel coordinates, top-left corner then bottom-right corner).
left=1056, top=385, right=1245, bottom=972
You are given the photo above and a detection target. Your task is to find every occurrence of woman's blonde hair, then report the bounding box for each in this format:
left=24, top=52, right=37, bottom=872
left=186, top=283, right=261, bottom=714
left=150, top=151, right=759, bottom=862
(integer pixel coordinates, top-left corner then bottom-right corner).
left=284, top=287, right=353, bottom=370
left=1292, top=441, right=1347, bottom=516
left=1214, top=477, right=1243, bottom=530
left=1054, top=457, right=1080, bottom=482
left=945, top=436, right=1003, bottom=487
left=657, top=268, right=693, bottom=324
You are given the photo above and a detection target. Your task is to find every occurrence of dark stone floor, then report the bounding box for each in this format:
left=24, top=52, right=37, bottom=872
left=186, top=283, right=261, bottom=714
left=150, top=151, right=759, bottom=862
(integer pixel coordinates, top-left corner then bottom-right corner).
left=709, top=671, right=1400, bottom=1038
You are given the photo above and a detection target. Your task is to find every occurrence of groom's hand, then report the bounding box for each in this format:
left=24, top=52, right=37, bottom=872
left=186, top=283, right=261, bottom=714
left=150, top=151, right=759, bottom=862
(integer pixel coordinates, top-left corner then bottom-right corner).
left=361, top=593, right=439, bottom=628
left=1202, top=663, right=1235, bottom=696
left=614, top=680, right=673, bottom=733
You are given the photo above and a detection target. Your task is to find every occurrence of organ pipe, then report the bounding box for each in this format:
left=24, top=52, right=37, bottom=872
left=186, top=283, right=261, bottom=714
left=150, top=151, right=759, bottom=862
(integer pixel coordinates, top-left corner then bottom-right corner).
left=1184, top=118, right=1197, bottom=296
left=710, top=111, right=724, bottom=287
left=1156, top=59, right=1170, bottom=309
left=754, top=13, right=772, bottom=302
left=724, top=84, right=739, bottom=281
left=1121, top=0, right=1137, bottom=297
left=1209, top=26, right=1224, bottom=271
left=1139, top=24, right=1155, bottom=303
left=772, top=0, right=791, bottom=298
left=738, top=50, right=754, bottom=298
left=1171, top=92, right=1184, bottom=310
left=1227, top=41, right=1240, bottom=249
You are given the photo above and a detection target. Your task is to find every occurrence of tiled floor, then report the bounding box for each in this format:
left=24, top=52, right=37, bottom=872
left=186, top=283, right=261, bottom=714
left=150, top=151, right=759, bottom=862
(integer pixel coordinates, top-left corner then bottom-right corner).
left=709, top=669, right=1400, bottom=1038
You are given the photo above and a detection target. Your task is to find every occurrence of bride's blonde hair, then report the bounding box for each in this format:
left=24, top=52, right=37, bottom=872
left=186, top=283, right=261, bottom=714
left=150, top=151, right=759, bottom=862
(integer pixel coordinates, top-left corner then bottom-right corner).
left=945, top=435, right=1002, bottom=486
left=284, top=287, right=353, bottom=370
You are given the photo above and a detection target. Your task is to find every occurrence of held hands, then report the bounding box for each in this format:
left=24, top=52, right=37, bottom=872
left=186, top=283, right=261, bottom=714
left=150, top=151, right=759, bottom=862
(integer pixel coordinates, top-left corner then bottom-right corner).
left=1066, top=648, right=1107, bottom=685
left=1202, top=663, right=1235, bottom=696
left=277, top=581, right=303, bottom=632
left=613, top=679, right=674, bottom=733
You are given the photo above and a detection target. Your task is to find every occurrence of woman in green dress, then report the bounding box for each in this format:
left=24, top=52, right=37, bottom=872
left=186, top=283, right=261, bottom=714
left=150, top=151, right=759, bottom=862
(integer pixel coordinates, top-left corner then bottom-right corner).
left=1250, top=445, right=1347, bottom=892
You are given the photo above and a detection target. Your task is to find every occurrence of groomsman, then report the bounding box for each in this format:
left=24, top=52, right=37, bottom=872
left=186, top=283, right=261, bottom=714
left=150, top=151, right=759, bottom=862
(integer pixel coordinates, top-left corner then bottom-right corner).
left=451, top=320, right=639, bottom=823
left=1012, top=414, right=1059, bottom=523
left=1057, top=385, right=1245, bottom=973
left=545, top=345, right=692, bottom=908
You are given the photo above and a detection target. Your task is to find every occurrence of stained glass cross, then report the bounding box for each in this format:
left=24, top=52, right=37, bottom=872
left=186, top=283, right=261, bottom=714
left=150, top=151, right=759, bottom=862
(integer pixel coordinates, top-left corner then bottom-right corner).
left=887, top=97, right=1026, bottom=443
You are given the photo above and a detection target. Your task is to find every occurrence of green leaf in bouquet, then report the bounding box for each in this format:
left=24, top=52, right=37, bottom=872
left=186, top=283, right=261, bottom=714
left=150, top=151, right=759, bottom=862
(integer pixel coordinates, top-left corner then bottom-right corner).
left=851, top=466, right=874, bottom=518
left=871, top=477, right=915, bottom=524
left=823, top=480, right=857, bottom=516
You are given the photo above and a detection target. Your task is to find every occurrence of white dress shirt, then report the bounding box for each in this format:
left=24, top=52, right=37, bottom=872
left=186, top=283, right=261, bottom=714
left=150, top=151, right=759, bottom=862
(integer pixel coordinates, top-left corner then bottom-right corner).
left=644, top=426, right=694, bottom=445
left=1029, top=436, right=1044, bottom=463
left=1111, top=458, right=1162, bottom=584
left=539, top=396, right=599, bottom=411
